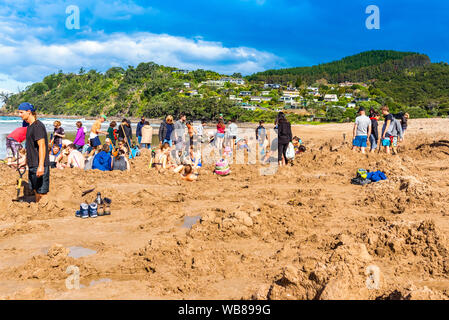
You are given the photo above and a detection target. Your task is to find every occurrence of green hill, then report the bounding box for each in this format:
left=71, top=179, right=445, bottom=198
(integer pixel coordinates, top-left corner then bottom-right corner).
left=3, top=50, right=449, bottom=121
left=247, top=50, right=430, bottom=83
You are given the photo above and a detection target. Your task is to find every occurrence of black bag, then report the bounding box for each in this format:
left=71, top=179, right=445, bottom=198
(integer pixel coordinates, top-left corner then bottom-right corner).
left=351, top=177, right=371, bottom=186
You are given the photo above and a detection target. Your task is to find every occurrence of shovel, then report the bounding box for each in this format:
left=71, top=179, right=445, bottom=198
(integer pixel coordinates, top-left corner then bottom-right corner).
left=12, top=166, right=27, bottom=202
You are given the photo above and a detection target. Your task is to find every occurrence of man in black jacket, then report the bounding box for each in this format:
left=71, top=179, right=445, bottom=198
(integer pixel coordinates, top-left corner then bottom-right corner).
left=369, top=112, right=380, bottom=153
left=276, top=112, right=292, bottom=166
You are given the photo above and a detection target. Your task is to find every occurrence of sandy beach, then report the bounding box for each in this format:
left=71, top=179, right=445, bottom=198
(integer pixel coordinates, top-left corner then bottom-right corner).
left=0, top=118, right=448, bottom=300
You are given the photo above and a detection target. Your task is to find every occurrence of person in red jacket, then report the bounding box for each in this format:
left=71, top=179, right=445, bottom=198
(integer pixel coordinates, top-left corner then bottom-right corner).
left=6, top=126, right=27, bottom=160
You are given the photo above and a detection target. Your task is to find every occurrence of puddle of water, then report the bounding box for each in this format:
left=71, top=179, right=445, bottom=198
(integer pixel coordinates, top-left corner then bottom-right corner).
left=182, top=216, right=201, bottom=229
left=68, top=246, right=97, bottom=259
left=89, top=278, right=112, bottom=287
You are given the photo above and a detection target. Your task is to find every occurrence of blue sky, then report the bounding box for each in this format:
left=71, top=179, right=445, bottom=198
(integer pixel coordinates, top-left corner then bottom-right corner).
left=1, top=0, right=448, bottom=93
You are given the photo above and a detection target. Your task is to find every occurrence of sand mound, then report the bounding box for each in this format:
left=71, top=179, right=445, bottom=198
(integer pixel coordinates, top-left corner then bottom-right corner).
left=4, top=244, right=97, bottom=281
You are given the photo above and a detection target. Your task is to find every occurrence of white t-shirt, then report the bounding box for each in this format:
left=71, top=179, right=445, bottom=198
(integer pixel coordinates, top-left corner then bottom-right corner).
left=355, top=115, right=371, bottom=136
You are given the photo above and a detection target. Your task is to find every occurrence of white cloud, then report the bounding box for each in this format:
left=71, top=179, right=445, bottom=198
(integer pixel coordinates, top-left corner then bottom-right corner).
left=0, top=0, right=284, bottom=86
left=0, top=31, right=283, bottom=83
left=0, top=73, right=33, bottom=93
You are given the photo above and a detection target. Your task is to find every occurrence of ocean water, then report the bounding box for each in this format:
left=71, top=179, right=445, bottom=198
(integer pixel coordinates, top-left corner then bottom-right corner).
left=0, top=116, right=155, bottom=159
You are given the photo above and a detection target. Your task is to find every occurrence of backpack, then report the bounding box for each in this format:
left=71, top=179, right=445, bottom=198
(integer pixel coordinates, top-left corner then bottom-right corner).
left=286, top=142, right=295, bottom=160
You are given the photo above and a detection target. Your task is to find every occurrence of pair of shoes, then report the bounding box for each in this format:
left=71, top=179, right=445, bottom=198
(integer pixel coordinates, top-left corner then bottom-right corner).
left=103, top=198, right=111, bottom=215
left=76, top=203, right=98, bottom=218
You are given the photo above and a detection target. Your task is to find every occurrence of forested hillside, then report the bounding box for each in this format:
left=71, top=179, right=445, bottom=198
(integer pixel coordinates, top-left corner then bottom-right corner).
left=3, top=50, right=449, bottom=121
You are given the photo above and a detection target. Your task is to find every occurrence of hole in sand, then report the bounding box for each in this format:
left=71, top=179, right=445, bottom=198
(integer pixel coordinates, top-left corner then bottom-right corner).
left=182, top=216, right=201, bottom=229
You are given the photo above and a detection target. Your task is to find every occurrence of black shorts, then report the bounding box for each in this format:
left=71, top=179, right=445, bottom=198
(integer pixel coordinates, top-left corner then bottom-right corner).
left=28, top=166, right=50, bottom=194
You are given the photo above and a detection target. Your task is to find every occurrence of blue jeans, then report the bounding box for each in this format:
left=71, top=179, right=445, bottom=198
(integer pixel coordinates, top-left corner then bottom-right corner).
left=369, top=134, right=377, bottom=151
left=163, top=139, right=172, bottom=147
left=141, top=143, right=151, bottom=149
left=138, top=136, right=142, bottom=144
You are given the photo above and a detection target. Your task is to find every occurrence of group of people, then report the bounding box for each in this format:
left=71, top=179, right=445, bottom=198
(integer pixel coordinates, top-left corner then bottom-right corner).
left=7, top=100, right=411, bottom=203
left=352, top=106, right=409, bottom=155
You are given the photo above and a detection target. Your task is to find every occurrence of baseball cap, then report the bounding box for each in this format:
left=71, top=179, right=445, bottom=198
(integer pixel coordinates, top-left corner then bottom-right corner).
left=101, top=115, right=107, bottom=120
left=18, top=102, right=35, bottom=112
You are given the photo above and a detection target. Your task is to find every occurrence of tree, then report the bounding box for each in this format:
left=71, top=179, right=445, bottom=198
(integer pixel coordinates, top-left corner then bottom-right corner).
left=0, top=91, right=12, bottom=104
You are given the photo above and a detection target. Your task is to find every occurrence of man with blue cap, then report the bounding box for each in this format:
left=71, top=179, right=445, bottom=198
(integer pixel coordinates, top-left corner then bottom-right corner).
left=18, top=102, right=50, bottom=202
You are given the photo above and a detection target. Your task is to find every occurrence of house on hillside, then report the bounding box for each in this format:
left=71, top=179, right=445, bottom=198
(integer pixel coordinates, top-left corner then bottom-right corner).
left=202, top=80, right=224, bottom=87
left=339, top=81, right=354, bottom=87
left=239, top=91, right=252, bottom=97
left=344, top=93, right=353, bottom=99
left=346, top=102, right=357, bottom=109
left=264, top=83, right=281, bottom=89
left=324, top=94, right=338, bottom=102
left=251, top=96, right=272, bottom=102
left=261, top=91, right=271, bottom=96
left=283, top=90, right=300, bottom=98
left=220, top=77, right=246, bottom=85
left=229, top=95, right=243, bottom=102
left=307, top=86, right=319, bottom=93
left=183, top=82, right=191, bottom=88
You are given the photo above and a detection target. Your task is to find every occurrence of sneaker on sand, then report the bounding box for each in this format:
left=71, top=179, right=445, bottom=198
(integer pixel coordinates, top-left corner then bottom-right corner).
left=80, top=203, right=89, bottom=219
left=89, top=203, right=98, bottom=218
left=75, top=210, right=81, bottom=218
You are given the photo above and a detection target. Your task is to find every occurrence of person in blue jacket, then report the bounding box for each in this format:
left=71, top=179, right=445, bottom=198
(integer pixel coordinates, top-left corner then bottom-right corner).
left=92, top=144, right=112, bottom=171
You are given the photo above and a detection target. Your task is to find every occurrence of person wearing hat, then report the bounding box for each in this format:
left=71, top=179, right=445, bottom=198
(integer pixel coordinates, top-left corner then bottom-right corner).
left=352, top=106, right=372, bottom=154
left=18, top=102, right=50, bottom=202
left=88, top=115, right=108, bottom=157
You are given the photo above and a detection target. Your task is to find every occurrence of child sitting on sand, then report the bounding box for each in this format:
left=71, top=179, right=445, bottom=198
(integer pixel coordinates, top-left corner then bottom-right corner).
left=292, top=136, right=303, bottom=155
left=7, top=148, right=27, bottom=169
left=153, top=142, right=176, bottom=171
left=49, top=144, right=64, bottom=169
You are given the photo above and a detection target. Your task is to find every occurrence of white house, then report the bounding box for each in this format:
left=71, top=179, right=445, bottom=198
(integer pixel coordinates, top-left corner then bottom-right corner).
left=346, top=102, right=357, bottom=108
left=324, top=94, right=338, bottom=102
left=239, top=91, right=252, bottom=97
left=344, top=93, right=353, bottom=99
left=283, top=90, right=300, bottom=98
left=280, top=96, right=295, bottom=104
left=202, top=80, right=224, bottom=87
left=307, top=86, right=319, bottom=93
left=183, top=82, right=191, bottom=88
left=220, top=77, right=245, bottom=85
